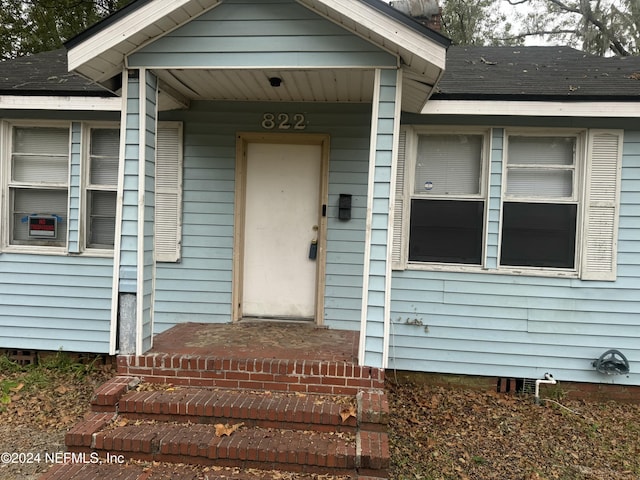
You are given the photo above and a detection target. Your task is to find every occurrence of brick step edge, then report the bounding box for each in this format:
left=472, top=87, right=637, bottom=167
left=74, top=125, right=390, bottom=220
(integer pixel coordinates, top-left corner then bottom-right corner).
left=93, top=381, right=387, bottom=430
left=91, top=376, right=141, bottom=410
left=117, top=355, right=384, bottom=395
left=66, top=417, right=389, bottom=475
left=39, top=462, right=360, bottom=480
left=115, top=387, right=359, bottom=432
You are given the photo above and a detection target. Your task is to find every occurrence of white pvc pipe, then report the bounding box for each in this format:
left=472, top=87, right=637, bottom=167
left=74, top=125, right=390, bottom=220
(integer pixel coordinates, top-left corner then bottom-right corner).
left=535, top=373, right=556, bottom=405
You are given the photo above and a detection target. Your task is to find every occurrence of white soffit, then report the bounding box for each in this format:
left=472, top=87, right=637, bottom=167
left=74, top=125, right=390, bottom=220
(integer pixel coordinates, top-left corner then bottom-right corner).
left=155, top=68, right=377, bottom=104
left=421, top=100, right=640, bottom=118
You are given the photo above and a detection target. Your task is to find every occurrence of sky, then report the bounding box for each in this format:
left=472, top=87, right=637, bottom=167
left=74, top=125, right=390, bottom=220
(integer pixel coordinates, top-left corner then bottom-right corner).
left=384, top=0, right=549, bottom=46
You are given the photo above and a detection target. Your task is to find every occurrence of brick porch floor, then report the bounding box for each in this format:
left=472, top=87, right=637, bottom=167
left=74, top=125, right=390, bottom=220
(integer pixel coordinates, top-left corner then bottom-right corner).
left=149, top=321, right=360, bottom=363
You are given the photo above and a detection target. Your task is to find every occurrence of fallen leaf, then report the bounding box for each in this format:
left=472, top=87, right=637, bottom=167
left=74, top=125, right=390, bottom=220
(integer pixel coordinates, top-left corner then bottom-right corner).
left=9, top=383, right=24, bottom=393
left=214, top=422, right=244, bottom=437
left=55, top=385, right=69, bottom=395
left=340, top=405, right=357, bottom=423
left=115, top=418, right=129, bottom=427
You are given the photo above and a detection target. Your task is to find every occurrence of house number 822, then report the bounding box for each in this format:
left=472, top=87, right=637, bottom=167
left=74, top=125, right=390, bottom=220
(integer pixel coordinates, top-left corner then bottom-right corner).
left=262, top=113, right=306, bottom=130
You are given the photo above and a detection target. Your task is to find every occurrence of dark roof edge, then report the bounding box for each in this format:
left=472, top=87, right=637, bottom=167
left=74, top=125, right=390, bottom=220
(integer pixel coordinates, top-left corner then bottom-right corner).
left=65, top=0, right=155, bottom=49
left=431, top=93, right=640, bottom=102
left=360, top=0, right=451, bottom=48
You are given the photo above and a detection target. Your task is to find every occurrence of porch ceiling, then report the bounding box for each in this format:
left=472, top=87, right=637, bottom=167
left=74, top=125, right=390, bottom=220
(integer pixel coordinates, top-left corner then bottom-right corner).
left=156, top=68, right=376, bottom=108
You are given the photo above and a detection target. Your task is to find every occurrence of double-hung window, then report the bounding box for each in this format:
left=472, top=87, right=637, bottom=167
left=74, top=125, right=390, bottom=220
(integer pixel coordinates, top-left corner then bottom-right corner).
left=407, top=129, right=488, bottom=265
left=394, top=127, right=622, bottom=279
left=85, top=127, right=119, bottom=250
left=501, top=133, right=582, bottom=270
left=7, top=124, right=70, bottom=249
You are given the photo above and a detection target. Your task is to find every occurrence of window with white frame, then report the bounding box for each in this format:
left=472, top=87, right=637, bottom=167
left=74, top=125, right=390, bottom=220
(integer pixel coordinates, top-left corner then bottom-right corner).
left=85, top=127, right=119, bottom=249
left=8, top=125, right=70, bottom=248
left=393, top=127, right=622, bottom=280
left=500, top=134, right=581, bottom=269
left=408, top=130, right=488, bottom=265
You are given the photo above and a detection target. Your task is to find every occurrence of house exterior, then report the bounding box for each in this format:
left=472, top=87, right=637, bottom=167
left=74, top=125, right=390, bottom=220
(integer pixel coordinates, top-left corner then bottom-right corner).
left=0, top=0, right=638, bottom=386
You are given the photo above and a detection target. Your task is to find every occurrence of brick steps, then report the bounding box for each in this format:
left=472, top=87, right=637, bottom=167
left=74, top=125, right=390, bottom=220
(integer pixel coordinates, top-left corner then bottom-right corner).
left=55, top=342, right=389, bottom=480
left=63, top=376, right=389, bottom=479
left=69, top=421, right=366, bottom=474
left=91, top=378, right=387, bottom=431
left=115, top=387, right=359, bottom=432
left=116, top=354, right=384, bottom=396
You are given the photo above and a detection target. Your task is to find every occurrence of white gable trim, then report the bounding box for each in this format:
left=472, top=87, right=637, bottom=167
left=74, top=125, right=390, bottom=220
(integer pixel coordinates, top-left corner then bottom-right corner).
left=68, top=0, right=222, bottom=81
left=0, top=95, right=121, bottom=111
left=422, top=100, right=640, bottom=118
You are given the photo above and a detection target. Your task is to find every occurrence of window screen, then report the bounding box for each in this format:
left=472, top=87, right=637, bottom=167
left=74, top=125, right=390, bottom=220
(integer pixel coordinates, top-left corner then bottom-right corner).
left=86, top=128, right=119, bottom=248
left=410, top=199, right=484, bottom=264
left=501, top=202, right=577, bottom=268
left=502, top=134, right=578, bottom=269
left=408, top=132, right=486, bottom=265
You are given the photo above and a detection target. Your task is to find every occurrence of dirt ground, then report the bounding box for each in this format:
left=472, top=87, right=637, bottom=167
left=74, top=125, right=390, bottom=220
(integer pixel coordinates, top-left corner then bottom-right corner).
left=387, top=376, right=640, bottom=480
left=1, top=356, right=639, bottom=480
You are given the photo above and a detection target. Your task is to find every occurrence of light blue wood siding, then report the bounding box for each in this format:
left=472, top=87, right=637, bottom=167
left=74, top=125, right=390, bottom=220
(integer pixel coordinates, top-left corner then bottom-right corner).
left=141, top=71, right=158, bottom=351
left=362, top=70, right=400, bottom=368
left=485, top=128, right=503, bottom=269
left=128, top=0, right=396, bottom=69
left=0, top=112, right=117, bottom=354
left=156, top=101, right=371, bottom=333
left=119, top=72, right=141, bottom=293
left=0, top=254, right=113, bottom=352
left=390, top=128, right=640, bottom=385
left=68, top=122, right=82, bottom=253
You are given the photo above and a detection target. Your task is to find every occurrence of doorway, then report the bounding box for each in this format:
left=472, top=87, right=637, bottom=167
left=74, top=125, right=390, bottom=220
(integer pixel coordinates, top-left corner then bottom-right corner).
left=233, top=133, right=329, bottom=324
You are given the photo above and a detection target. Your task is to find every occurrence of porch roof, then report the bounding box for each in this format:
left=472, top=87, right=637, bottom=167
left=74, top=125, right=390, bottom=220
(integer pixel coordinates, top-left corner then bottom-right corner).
left=64, top=0, right=450, bottom=113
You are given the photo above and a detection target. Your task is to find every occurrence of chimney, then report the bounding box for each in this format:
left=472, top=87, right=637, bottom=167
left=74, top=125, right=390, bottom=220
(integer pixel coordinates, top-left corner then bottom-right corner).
left=389, top=0, right=443, bottom=32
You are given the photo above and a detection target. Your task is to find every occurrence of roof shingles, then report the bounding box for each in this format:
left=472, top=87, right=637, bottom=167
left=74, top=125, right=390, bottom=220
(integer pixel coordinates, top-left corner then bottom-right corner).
left=0, top=49, right=112, bottom=97
left=434, top=46, right=640, bottom=101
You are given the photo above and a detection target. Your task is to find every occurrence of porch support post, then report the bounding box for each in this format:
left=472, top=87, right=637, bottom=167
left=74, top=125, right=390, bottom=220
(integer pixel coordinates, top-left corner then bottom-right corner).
left=359, top=68, right=402, bottom=369
left=112, top=68, right=158, bottom=356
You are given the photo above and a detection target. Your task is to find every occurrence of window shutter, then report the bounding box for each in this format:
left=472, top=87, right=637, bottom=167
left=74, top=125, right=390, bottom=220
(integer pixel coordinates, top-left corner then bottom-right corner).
left=581, top=130, right=623, bottom=281
left=155, top=123, right=183, bottom=262
left=392, top=129, right=407, bottom=270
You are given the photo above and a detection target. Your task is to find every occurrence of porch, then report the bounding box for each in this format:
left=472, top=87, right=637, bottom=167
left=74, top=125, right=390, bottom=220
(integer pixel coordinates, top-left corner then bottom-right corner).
left=58, top=322, right=389, bottom=479
left=116, top=322, right=383, bottom=394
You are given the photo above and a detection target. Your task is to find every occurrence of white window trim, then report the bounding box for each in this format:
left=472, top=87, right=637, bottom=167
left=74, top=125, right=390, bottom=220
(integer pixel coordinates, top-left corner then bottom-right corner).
left=395, top=126, right=622, bottom=280
left=1, top=120, right=72, bottom=255
left=401, top=125, right=492, bottom=272
left=80, top=122, right=120, bottom=256
left=497, top=128, right=587, bottom=277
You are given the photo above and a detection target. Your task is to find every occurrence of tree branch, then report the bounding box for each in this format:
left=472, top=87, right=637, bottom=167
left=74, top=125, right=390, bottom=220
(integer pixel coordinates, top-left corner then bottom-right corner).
left=545, top=0, right=631, bottom=55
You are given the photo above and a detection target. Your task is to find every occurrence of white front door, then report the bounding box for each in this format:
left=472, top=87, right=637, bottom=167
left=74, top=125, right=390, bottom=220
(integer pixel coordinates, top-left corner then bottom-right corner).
left=241, top=142, right=322, bottom=320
